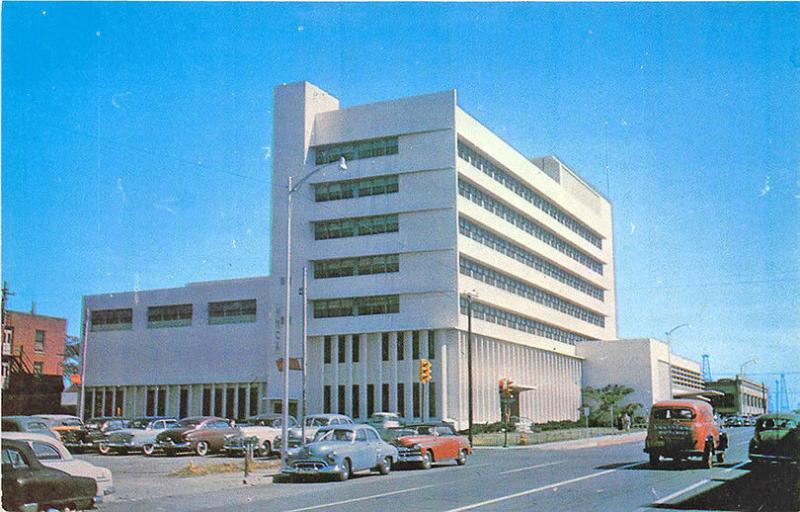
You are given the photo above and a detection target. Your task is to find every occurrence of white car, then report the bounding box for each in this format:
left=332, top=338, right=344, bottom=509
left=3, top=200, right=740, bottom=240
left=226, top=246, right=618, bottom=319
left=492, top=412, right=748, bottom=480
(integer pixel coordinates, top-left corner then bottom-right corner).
left=224, top=414, right=296, bottom=456
left=282, top=414, right=354, bottom=447
left=101, top=417, right=179, bottom=455
left=4, top=432, right=114, bottom=499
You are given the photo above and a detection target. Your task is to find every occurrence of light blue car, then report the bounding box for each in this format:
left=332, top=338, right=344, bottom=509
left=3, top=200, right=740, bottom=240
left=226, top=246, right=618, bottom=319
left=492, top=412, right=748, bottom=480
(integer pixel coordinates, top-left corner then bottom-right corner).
left=283, top=424, right=398, bottom=481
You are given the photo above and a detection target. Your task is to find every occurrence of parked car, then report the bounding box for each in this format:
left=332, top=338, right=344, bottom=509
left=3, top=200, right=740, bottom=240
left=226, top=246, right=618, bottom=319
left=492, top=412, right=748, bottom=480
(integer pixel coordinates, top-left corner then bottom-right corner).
left=2, top=438, right=100, bottom=512
left=280, top=414, right=354, bottom=447
left=155, top=416, right=237, bottom=456
left=100, top=417, right=178, bottom=455
left=86, top=417, right=130, bottom=451
left=365, top=412, right=403, bottom=430
left=2, top=416, right=59, bottom=439
left=4, top=432, right=114, bottom=498
left=224, top=414, right=295, bottom=457
left=644, top=399, right=728, bottom=468
left=749, top=412, right=800, bottom=469
left=509, top=416, right=534, bottom=433
left=283, top=424, right=398, bottom=482
left=390, top=423, right=471, bottom=469
left=35, top=415, right=93, bottom=453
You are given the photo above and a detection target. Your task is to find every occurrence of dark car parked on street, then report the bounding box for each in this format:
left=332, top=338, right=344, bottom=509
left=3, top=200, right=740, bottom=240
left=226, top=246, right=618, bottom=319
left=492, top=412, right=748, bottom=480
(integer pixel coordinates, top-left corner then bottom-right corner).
left=155, top=416, right=237, bottom=456
left=749, top=412, right=800, bottom=469
left=85, top=417, right=130, bottom=451
left=2, top=416, right=59, bottom=440
left=2, top=438, right=97, bottom=512
left=35, top=415, right=94, bottom=453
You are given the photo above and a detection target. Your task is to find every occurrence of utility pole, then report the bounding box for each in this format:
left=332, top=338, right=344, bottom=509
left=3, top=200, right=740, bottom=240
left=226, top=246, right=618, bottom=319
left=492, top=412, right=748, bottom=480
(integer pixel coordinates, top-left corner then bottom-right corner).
left=1, top=281, right=15, bottom=334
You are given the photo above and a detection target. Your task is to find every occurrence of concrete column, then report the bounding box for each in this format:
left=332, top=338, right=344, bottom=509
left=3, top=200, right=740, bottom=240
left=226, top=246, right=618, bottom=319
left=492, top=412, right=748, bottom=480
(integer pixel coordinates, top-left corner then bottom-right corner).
left=233, top=384, right=239, bottom=419
left=101, top=386, right=107, bottom=416
left=375, top=333, right=383, bottom=413
left=164, top=385, right=171, bottom=417
left=389, top=332, right=398, bottom=412
left=332, top=336, right=340, bottom=413
left=359, top=334, right=368, bottom=420
left=404, top=331, right=413, bottom=420
left=244, top=384, right=250, bottom=418
left=110, top=387, right=117, bottom=417
left=221, top=383, right=228, bottom=418
left=439, top=334, right=447, bottom=420
left=421, top=331, right=430, bottom=421
left=209, top=384, right=216, bottom=415
left=186, top=385, right=193, bottom=417
left=344, top=335, right=353, bottom=417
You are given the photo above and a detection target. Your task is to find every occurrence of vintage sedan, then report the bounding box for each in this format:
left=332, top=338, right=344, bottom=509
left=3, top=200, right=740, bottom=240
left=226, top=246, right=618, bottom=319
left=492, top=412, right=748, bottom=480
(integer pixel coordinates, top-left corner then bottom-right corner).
left=2, top=439, right=98, bottom=512
left=2, top=416, right=59, bottom=440
left=365, top=412, right=403, bottom=430
left=86, top=417, right=130, bottom=452
left=4, top=433, right=113, bottom=500
left=390, top=423, right=471, bottom=469
left=155, top=416, right=237, bottom=456
left=224, top=414, right=295, bottom=457
left=749, top=412, right=800, bottom=468
left=101, top=417, right=178, bottom=455
left=283, top=424, right=398, bottom=482
left=35, top=415, right=93, bottom=453
left=281, top=413, right=354, bottom=447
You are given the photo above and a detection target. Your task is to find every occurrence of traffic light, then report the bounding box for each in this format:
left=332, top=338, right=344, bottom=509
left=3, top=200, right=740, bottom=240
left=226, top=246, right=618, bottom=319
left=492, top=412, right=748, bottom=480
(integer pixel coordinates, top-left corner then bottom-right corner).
left=419, top=358, right=432, bottom=383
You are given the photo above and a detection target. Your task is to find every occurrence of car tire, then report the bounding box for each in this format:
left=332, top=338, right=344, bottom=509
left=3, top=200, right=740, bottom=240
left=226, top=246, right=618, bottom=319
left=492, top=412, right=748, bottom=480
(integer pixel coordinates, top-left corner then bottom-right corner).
left=420, top=451, right=432, bottom=470
left=338, top=459, right=351, bottom=481
left=142, top=444, right=155, bottom=456
left=260, top=441, right=272, bottom=457
left=196, top=441, right=210, bottom=457
left=716, top=451, right=725, bottom=464
left=378, top=456, right=392, bottom=475
left=97, top=442, right=111, bottom=455
left=456, top=449, right=468, bottom=466
left=649, top=453, right=660, bottom=467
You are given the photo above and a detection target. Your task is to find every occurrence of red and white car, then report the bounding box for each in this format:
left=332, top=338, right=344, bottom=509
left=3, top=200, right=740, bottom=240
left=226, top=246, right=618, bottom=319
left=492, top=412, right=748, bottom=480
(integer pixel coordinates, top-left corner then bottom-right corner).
left=389, top=423, right=471, bottom=469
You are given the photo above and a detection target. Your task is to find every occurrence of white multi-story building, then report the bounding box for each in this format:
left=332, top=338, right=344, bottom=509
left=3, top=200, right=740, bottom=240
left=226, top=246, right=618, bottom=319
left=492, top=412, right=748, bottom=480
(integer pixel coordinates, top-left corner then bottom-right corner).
left=273, top=82, right=616, bottom=427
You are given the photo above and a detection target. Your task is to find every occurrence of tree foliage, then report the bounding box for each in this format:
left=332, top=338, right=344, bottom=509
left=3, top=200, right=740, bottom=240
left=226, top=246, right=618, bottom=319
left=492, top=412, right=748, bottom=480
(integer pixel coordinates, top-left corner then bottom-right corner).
left=581, top=384, right=642, bottom=427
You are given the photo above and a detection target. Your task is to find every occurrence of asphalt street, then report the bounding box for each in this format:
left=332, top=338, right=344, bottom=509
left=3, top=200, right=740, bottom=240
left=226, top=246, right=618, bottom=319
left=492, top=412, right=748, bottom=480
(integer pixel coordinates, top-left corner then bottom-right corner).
left=90, top=427, right=799, bottom=512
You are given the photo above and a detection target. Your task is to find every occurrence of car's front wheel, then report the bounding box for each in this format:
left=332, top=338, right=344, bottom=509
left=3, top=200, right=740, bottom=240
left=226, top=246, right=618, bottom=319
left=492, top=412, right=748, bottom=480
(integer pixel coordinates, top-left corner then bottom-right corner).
left=378, top=456, right=392, bottom=475
left=259, top=440, right=272, bottom=457
left=195, top=441, right=210, bottom=457
left=142, top=444, right=155, bottom=456
left=337, top=459, right=351, bottom=481
left=97, top=442, right=111, bottom=455
left=456, top=449, right=468, bottom=466
left=420, top=451, right=432, bottom=470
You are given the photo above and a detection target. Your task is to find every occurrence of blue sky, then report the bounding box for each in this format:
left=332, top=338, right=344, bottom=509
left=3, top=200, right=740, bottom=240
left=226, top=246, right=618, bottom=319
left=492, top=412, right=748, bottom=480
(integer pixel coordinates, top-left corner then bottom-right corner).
left=3, top=3, right=799, bottom=405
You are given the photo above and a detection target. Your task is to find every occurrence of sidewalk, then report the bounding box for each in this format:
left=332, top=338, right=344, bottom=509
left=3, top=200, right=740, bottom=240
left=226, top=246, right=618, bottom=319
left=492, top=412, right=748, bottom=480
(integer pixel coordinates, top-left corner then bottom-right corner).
left=474, top=430, right=646, bottom=451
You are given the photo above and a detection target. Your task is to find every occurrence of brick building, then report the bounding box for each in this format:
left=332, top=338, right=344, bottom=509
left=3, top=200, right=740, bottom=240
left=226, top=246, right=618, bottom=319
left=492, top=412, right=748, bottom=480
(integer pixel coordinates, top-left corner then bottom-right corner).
left=2, top=309, right=67, bottom=414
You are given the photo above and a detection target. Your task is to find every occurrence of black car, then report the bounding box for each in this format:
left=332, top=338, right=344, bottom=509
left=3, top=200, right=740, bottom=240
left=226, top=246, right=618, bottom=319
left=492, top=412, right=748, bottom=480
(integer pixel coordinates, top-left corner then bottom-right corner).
left=2, top=438, right=97, bottom=512
left=86, top=417, right=130, bottom=449
left=2, top=416, right=59, bottom=440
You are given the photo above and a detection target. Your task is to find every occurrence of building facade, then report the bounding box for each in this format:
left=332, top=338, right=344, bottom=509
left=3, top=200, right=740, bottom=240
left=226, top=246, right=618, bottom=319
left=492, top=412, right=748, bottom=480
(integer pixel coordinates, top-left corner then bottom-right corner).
left=2, top=310, right=67, bottom=414
left=706, top=377, right=769, bottom=417
left=82, top=277, right=286, bottom=419
left=577, top=338, right=704, bottom=413
left=273, top=82, right=617, bottom=428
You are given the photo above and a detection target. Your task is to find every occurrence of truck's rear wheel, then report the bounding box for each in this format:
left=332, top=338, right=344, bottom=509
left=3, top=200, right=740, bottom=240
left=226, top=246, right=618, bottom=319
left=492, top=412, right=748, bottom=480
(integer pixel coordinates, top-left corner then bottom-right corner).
left=649, top=453, right=660, bottom=467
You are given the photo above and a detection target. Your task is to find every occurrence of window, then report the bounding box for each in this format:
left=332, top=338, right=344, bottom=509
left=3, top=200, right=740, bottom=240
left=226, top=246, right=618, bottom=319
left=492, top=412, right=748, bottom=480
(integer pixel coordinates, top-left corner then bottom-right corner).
left=412, top=331, right=420, bottom=360
left=381, top=333, right=390, bottom=361
left=324, top=336, right=332, bottom=364
left=397, top=384, right=405, bottom=417
left=338, top=386, right=346, bottom=415
left=459, top=179, right=603, bottom=274
left=429, top=382, right=436, bottom=419
left=428, top=331, right=436, bottom=360
left=366, top=429, right=380, bottom=442
left=34, top=330, right=45, bottom=353
left=458, top=140, right=603, bottom=248
left=382, top=383, right=390, bottom=412
left=324, top=386, right=331, bottom=414
left=147, top=304, right=192, bottom=328
left=338, top=336, right=346, bottom=363
left=356, top=428, right=367, bottom=441
left=313, top=295, right=399, bottom=319
left=314, top=214, right=399, bottom=241
left=208, top=299, right=256, bottom=324
left=413, top=383, right=421, bottom=418
left=90, top=308, right=133, bottom=331
left=2, top=447, right=29, bottom=469
left=352, top=336, right=360, bottom=363
left=314, top=174, right=399, bottom=202
left=315, top=136, right=399, bottom=165
left=397, top=333, right=405, bottom=361
left=31, top=442, right=61, bottom=461
left=314, top=254, right=399, bottom=279
left=33, top=362, right=43, bottom=377
left=4, top=327, right=14, bottom=346
left=367, top=384, right=375, bottom=417
left=352, top=385, right=360, bottom=419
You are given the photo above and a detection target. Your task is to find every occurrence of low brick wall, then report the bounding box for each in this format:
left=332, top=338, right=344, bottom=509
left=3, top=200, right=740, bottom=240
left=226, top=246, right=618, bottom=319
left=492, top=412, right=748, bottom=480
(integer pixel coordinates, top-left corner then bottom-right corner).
left=472, top=427, right=644, bottom=446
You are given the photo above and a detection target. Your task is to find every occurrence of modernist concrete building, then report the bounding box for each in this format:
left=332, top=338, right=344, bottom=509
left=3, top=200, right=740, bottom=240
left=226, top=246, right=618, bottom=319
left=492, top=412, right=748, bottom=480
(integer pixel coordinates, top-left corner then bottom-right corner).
left=706, top=377, right=769, bottom=417
left=577, top=338, right=704, bottom=413
left=273, top=82, right=617, bottom=427
left=82, top=277, right=286, bottom=419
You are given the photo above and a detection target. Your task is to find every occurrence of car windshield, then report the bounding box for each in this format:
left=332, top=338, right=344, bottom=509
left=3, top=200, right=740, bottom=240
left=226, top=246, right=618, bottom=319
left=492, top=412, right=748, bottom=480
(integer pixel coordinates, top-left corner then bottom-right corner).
left=307, top=417, right=331, bottom=427
left=175, top=419, right=202, bottom=428
left=58, top=418, right=84, bottom=427
left=129, top=419, right=150, bottom=429
left=315, top=429, right=355, bottom=442
left=653, top=408, right=694, bottom=420
left=757, top=418, right=797, bottom=431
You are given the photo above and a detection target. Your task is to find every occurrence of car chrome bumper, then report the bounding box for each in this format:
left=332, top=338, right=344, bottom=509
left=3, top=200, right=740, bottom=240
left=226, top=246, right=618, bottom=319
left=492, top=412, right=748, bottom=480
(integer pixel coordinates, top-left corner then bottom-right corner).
left=105, top=441, right=142, bottom=449
left=156, top=441, right=191, bottom=450
left=282, top=461, right=341, bottom=476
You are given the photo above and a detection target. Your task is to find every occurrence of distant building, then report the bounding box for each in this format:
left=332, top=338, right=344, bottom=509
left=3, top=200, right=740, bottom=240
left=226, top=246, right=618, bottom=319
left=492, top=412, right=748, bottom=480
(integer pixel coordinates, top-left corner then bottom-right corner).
left=577, top=338, right=704, bottom=413
left=706, top=377, right=768, bottom=417
left=82, top=277, right=284, bottom=419
left=2, top=310, right=67, bottom=414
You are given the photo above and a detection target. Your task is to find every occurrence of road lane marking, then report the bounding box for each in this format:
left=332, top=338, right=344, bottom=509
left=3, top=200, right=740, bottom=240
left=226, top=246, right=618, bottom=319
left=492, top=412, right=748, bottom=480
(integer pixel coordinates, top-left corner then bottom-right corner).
left=723, top=460, right=749, bottom=473
left=499, top=461, right=565, bottom=475
left=443, top=462, right=641, bottom=511
left=652, top=479, right=711, bottom=504
left=281, top=484, right=437, bottom=512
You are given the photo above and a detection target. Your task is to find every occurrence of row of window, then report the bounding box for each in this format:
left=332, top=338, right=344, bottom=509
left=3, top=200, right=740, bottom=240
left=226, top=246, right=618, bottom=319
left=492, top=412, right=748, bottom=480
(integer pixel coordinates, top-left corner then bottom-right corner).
left=323, top=331, right=437, bottom=364
left=671, top=366, right=705, bottom=390
left=312, top=295, right=400, bottom=319
left=90, top=299, right=258, bottom=331
left=315, top=136, right=399, bottom=165
left=314, top=214, right=399, bottom=241
left=5, top=328, right=47, bottom=355
left=460, top=296, right=589, bottom=346
left=458, top=140, right=603, bottom=249
left=323, top=382, right=436, bottom=419
left=460, top=257, right=605, bottom=327
left=314, top=254, right=400, bottom=279
left=314, top=175, right=399, bottom=202
left=86, top=385, right=259, bottom=419
left=459, top=179, right=603, bottom=274
left=459, top=217, right=604, bottom=301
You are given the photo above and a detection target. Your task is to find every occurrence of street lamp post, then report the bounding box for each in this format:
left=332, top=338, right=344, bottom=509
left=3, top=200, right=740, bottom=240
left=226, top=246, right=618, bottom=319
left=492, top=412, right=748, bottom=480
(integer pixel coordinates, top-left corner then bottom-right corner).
left=280, top=157, right=347, bottom=468
left=464, top=291, right=477, bottom=447
left=664, top=323, right=690, bottom=399
left=739, top=359, right=757, bottom=379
